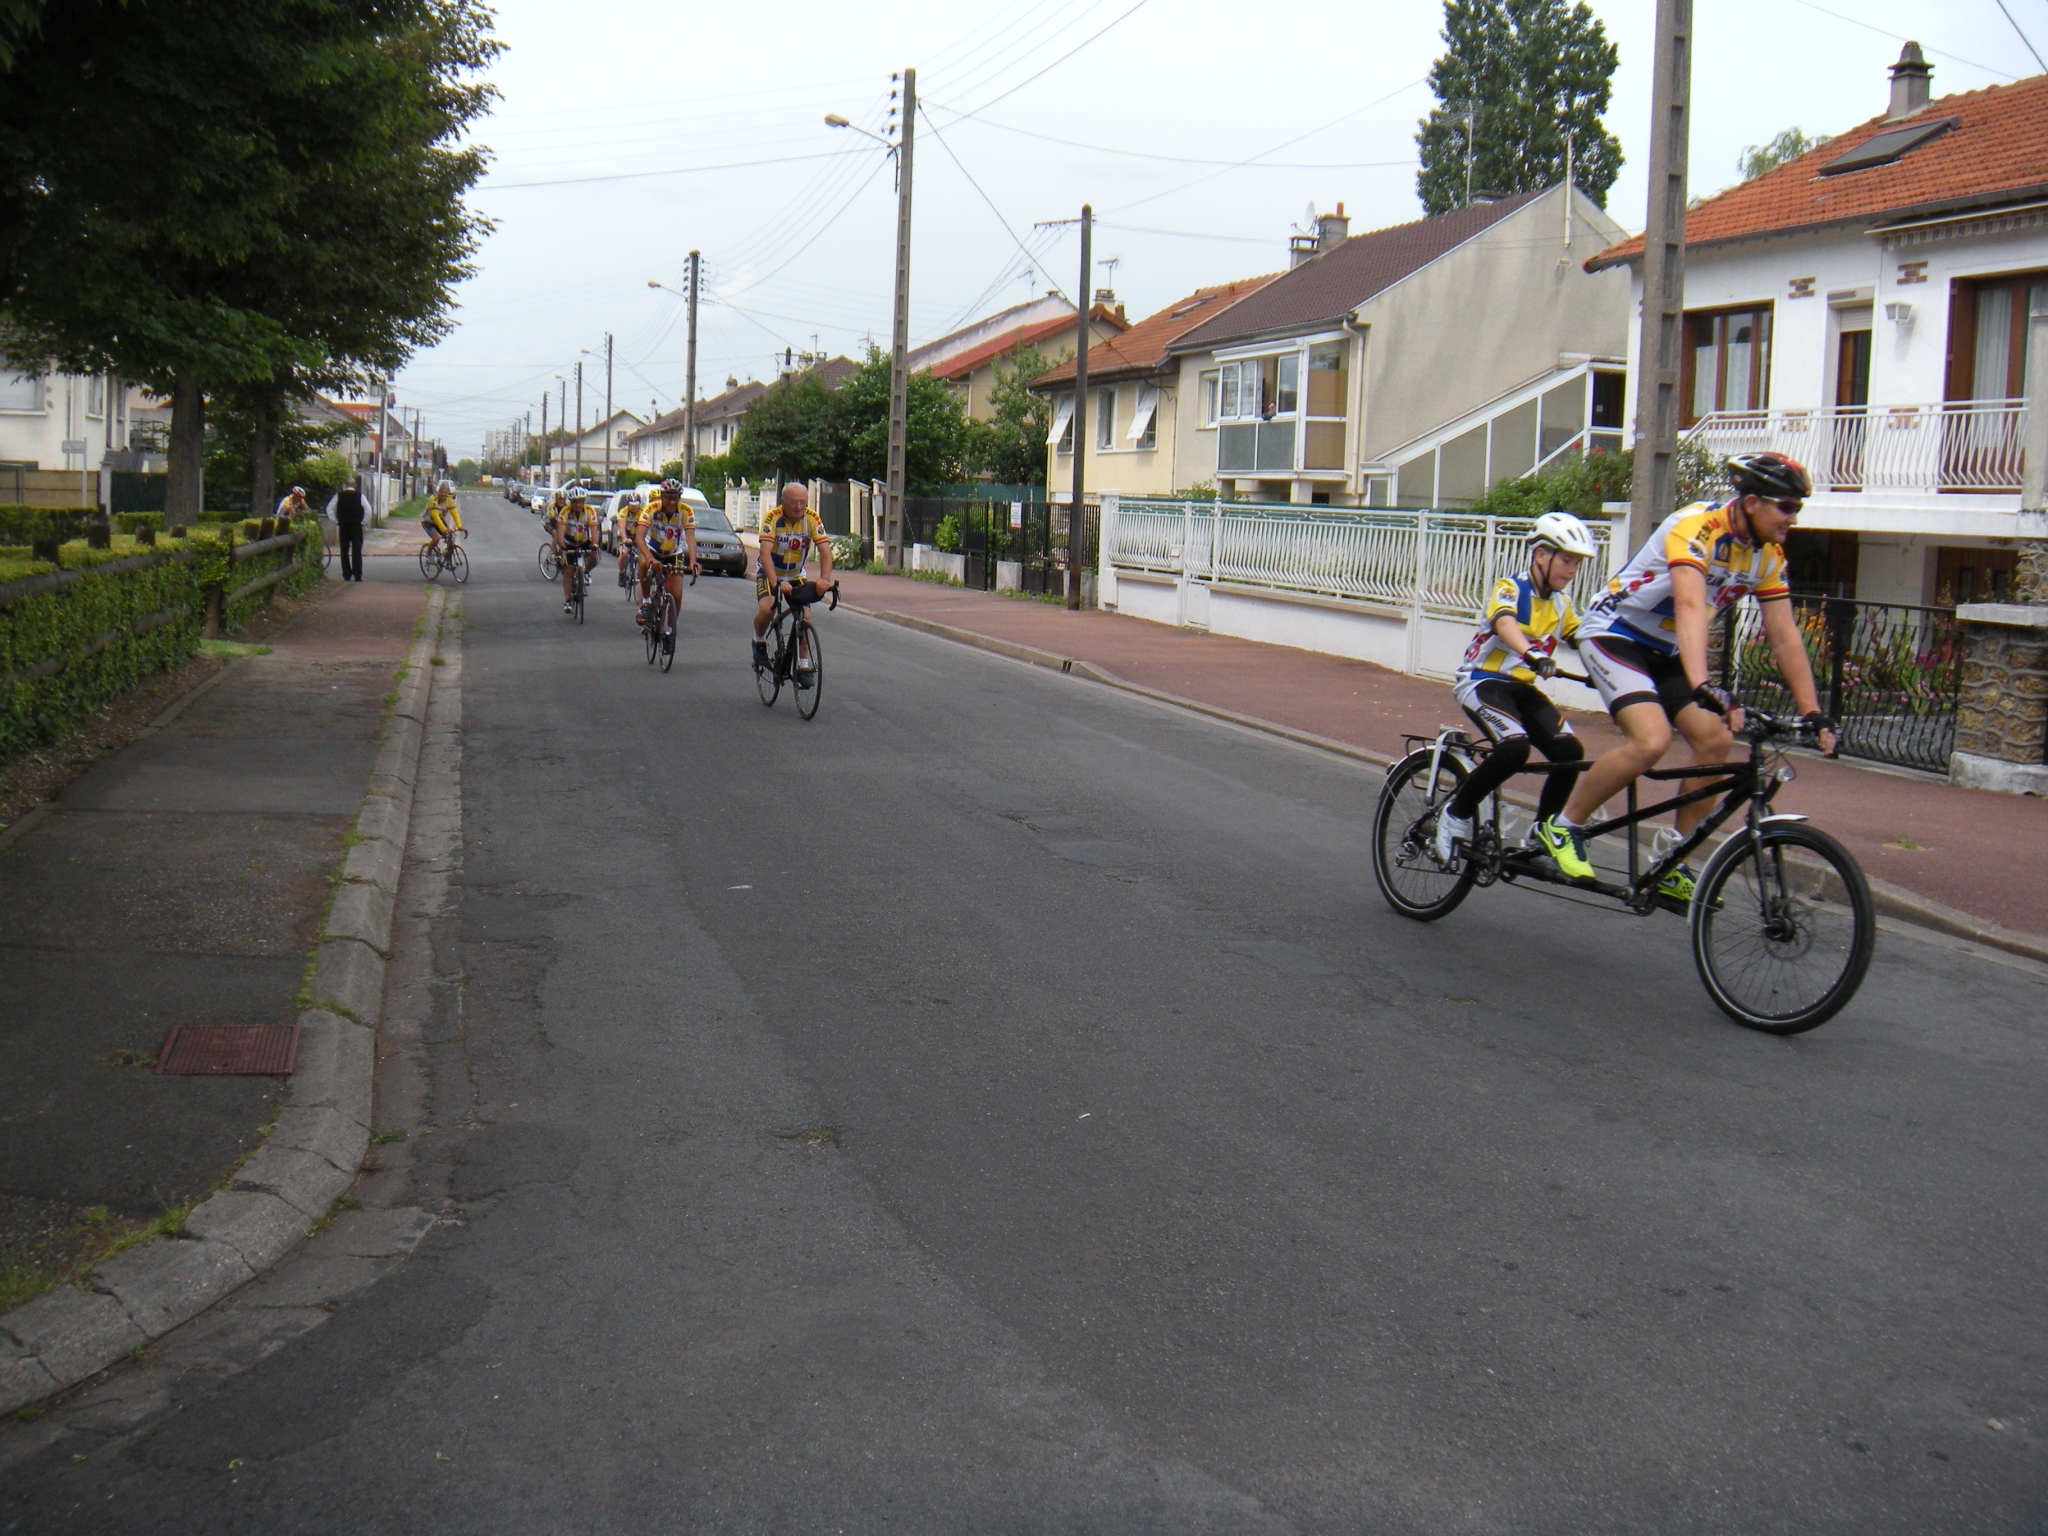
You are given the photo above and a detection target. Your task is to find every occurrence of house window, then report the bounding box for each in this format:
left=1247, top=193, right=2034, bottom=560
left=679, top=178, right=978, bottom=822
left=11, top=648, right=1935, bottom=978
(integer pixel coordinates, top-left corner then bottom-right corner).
left=1095, top=387, right=1115, bottom=450
left=86, top=375, right=106, bottom=420
left=1946, top=271, right=2048, bottom=401
left=0, top=367, right=45, bottom=414
left=1199, top=370, right=1220, bottom=427
left=1050, top=394, right=1075, bottom=454
left=1127, top=385, right=1160, bottom=451
left=1303, top=341, right=1347, bottom=470
left=1681, top=306, right=1772, bottom=425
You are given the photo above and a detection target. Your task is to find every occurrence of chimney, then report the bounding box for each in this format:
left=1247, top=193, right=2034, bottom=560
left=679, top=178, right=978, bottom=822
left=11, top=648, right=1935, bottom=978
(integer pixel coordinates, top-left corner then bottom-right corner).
left=1316, top=202, right=1349, bottom=255
left=1093, top=286, right=1116, bottom=308
left=1288, top=233, right=1319, bottom=269
left=1888, top=42, right=1932, bottom=120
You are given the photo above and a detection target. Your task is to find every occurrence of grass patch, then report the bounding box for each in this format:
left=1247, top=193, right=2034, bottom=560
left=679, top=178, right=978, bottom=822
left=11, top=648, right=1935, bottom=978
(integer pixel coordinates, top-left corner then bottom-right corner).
left=429, top=655, right=447, bottom=666
left=1883, top=835, right=1929, bottom=852
left=0, top=1201, right=193, bottom=1312
left=909, top=568, right=962, bottom=587
left=197, top=639, right=270, bottom=658
left=370, top=1128, right=408, bottom=1145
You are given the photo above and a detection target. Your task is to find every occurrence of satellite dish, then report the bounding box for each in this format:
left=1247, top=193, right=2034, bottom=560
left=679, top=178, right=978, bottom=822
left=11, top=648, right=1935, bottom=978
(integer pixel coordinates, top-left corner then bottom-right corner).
left=1305, top=200, right=1319, bottom=227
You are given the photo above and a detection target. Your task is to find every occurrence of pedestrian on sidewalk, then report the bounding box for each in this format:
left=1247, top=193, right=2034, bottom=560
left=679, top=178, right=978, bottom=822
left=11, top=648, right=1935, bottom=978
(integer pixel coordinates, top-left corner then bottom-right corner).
left=334, top=478, right=368, bottom=581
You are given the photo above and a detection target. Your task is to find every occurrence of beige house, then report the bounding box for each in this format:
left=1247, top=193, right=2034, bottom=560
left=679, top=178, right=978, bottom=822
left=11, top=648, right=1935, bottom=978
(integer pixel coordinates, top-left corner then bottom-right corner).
left=931, top=304, right=1125, bottom=422
left=1154, top=190, right=1629, bottom=507
left=1035, top=277, right=1277, bottom=499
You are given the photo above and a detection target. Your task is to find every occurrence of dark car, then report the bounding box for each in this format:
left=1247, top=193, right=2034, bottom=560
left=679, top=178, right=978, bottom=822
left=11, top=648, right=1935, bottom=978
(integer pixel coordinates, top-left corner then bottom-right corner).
left=688, top=504, right=748, bottom=577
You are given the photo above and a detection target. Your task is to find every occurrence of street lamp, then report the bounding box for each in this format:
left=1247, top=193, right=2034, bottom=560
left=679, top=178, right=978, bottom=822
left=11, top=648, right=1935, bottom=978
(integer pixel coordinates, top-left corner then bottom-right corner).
left=825, top=113, right=893, bottom=151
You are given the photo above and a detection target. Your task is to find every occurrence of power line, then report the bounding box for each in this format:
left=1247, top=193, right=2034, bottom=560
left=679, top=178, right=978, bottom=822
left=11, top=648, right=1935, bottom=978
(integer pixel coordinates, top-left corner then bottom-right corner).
left=1990, top=0, right=2047, bottom=72
left=1783, top=0, right=2018, bottom=78
left=481, top=148, right=869, bottom=191
left=924, top=103, right=1416, bottom=169
left=956, top=0, right=1156, bottom=116
left=1110, top=77, right=1428, bottom=214
left=718, top=152, right=894, bottom=303
left=918, top=104, right=1073, bottom=304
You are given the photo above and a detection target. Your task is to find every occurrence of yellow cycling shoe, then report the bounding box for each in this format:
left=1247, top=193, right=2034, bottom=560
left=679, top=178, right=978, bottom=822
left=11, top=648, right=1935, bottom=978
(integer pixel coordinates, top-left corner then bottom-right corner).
left=1534, top=815, right=1595, bottom=881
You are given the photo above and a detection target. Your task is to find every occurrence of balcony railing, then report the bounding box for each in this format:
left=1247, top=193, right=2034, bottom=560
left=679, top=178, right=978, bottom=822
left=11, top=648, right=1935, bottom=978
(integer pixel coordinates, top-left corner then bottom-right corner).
left=1684, top=400, right=2027, bottom=494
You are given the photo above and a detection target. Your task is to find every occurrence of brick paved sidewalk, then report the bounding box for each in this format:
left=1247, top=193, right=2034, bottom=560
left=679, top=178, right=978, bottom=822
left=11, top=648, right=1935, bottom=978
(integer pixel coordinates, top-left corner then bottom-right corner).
left=0, top=579, right=427, bottom=1290
left=834, top=570, right=2047, bottom=941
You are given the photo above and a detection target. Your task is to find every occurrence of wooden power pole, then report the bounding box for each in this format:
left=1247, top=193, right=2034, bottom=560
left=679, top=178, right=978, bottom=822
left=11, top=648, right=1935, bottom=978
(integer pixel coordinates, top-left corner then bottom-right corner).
left=1629, top=0, right=1692, bottom=553
left=685, top=249, right=701, bottom=482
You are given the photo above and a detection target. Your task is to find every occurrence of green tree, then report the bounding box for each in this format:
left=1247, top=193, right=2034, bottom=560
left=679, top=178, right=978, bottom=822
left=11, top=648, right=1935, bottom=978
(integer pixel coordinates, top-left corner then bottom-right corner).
left=731, top=372, right=842, bottom=483
left=1739, top=127, right=1829, bottom=181
left=965, top=345, right=1052, bottom=485
left=834, top=347, right=967, bottom=493
left=1415, top=0, right=1623, bottom=216
left=0, top=0, right=495, bottom=521
left=203, top=396, right=353, bottom=510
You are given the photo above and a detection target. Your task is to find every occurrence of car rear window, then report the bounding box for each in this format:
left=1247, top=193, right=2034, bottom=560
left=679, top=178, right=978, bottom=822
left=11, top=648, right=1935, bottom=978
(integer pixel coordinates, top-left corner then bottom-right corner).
left=694, top=509, right=734, bottom=533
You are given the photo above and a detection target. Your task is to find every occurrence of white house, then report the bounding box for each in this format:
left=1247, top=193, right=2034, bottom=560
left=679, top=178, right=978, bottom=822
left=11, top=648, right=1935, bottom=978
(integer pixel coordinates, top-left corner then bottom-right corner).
left=547, top=409, right=645, bottom=482
left=1151, top=190, right=1631, bottom=509
left=0, top=364, right=142, bottom=503
left=1588, top=47, right=2048, bottom=607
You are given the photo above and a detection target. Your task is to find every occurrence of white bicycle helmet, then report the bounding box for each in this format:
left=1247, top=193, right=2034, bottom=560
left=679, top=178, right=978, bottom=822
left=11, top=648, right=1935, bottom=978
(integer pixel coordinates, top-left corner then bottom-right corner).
left=1529, top=511, right=1597, bottom=557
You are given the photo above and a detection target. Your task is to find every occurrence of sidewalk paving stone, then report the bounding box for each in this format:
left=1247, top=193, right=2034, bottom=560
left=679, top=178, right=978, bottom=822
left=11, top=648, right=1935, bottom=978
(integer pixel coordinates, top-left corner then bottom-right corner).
left=834, top=570, right=2047, bottom=939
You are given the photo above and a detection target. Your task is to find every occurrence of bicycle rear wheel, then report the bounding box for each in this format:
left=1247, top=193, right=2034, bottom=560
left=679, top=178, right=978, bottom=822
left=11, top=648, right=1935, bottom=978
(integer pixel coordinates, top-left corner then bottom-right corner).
left=794, top=618, right=822, bottom=718
left=446, top=544, right=468, bottom=585
left=419, top=543, right=439, bottom=581
left=1691, top=823, right=1874, bottom=1035
left=1370, top=751, right=1478, bottom=920
left=755, top=614, right=785, bottom=706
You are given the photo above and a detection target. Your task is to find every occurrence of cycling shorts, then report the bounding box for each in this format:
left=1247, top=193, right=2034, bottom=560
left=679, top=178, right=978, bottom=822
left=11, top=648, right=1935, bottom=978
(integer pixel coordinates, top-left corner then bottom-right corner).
left=1451, top=675, right=1575, bottom=749
left=1581, top=633, right=1697, bottom=721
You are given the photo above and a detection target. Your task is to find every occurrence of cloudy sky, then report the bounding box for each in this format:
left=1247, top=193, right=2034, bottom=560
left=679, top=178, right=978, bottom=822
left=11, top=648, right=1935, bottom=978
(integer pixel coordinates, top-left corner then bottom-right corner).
left=402, top=0, right=2042, bottom=459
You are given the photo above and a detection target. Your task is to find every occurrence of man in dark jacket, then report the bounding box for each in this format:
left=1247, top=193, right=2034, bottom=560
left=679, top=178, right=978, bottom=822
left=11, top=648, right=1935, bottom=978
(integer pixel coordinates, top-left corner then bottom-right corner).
left=334, top=479, right=368, bottom=581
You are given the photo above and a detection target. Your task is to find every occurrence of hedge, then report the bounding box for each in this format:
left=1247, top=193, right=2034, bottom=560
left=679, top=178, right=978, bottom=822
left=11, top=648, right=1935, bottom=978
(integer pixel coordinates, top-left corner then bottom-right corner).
left=0, top=517, right=324, bottom=760
left=0, top=505, right=100, bottom=546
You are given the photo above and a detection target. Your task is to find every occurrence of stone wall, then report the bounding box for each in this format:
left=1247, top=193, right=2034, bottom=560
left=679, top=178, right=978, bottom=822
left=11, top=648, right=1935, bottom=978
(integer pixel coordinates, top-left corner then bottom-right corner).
left=1955, top=623, right=2048, bottom=765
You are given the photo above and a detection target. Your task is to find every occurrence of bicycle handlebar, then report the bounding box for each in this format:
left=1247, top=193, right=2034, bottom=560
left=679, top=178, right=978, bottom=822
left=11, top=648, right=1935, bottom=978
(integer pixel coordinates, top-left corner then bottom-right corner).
left=826, top=580, right=841, bottom=612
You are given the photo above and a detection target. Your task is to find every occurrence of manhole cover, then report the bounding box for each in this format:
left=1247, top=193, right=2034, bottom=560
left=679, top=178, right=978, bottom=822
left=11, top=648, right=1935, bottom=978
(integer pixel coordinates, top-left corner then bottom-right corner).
left=155, top=1025, right=300, bottom=1076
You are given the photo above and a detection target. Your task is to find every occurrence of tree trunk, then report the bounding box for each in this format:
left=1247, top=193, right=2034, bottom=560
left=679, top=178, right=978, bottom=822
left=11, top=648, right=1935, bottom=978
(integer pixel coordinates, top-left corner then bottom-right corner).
left=248, top=388, right=280, bottom=525
left=165, top=373, right=205, bottom=524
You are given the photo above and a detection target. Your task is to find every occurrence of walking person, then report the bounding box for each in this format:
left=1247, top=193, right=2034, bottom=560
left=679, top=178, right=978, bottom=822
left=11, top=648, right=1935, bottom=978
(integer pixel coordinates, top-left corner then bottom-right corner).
left=334, top=478, right=368, bottom=582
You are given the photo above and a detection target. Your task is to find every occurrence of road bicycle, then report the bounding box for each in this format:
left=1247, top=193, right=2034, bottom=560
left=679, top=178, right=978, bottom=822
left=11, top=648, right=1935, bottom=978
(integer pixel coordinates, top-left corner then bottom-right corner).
left=1370, top=703, right=1874, bottom=1035
left=538, top=541, right=559, bottom=582
left=563, top=548, right=592, bottom=624
left=418, top=531, right=467, bottom=584
left=619, top=544, right=639, bottom=597
left=641, top=562, right=695, bottom=674
left=754, top=579, right=838, bottom=721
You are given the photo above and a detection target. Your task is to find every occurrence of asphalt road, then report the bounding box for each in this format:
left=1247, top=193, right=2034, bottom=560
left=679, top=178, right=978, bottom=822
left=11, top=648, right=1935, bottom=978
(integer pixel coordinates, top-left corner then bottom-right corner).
left=7, top=495, right=2047, bottom=1533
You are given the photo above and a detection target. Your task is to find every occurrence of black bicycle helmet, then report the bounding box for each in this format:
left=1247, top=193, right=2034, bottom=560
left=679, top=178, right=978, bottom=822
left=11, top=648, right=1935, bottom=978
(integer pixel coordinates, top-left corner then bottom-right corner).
left=1727, top=451, right=1811, bottom=502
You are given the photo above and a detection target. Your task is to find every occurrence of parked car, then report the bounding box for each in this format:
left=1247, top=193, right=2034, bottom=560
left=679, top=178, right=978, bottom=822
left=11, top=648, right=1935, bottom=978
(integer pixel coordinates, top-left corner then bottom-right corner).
left=686, top=500, right=748, bottom=578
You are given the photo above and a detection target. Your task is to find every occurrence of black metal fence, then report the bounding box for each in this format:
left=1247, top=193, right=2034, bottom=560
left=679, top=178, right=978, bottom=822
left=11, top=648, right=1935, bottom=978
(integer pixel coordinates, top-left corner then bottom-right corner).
left=901, top=496, right=1097, bottom=593
left=1718, top=595, right=1961, bottom=774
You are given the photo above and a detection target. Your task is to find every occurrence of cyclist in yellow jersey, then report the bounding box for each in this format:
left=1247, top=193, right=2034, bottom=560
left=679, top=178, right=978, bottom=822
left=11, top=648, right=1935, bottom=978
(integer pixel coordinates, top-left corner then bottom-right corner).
left=422, top=482, right=464, bottom=563
left=612, top=490, right=644, bottom=588
left=1433, top=512, right=1595, bottom=865
left=1536, top=452, right=1836, bottom=895
left=552, top=486, right=600, bottom=614
left=752, top=482, right=834, bottom=672
left=635, top=479, right=700, bottom=634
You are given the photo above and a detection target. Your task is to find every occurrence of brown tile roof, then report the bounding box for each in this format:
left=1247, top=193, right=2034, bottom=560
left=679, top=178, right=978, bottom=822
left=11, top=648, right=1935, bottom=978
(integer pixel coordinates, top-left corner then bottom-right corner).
left=1587, top=72, right=2048, bottom=270
left=1168, top=193, right=1544, bottom=352
left=1033, top=276, right=1281, bottom=388
left=930, top=311, right=1119, bottom=382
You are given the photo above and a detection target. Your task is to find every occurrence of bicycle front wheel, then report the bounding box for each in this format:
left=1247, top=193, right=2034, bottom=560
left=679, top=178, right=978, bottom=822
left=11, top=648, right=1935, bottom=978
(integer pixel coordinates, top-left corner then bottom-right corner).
left=1691, top=823, right=1875, bottom=1035
left=539, top=543, right=558, bottom=581
left=755, top=616, right=785, bottom=706
left=795, top=618, right=822, bottom=719
left=1370, top=751, right=1477, bottom=920
left=446, top=544, right=468, bottom=585
left=658, top=594, right=678, bottom=673
left=419, top=543, right=439, bottom=581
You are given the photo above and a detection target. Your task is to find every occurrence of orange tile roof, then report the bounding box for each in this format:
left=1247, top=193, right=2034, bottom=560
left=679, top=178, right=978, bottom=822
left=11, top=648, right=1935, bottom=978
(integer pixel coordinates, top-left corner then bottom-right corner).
left=1033, top=275, right=1281, bottom=388
left=930, top=312, right=1112, bottom=381
left=1588, top=71, right=2048, bottom=269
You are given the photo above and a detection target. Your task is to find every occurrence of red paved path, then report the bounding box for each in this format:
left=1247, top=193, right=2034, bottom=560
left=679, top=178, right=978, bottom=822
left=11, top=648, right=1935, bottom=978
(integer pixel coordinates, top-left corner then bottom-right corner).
left=835, top=570, right=2048, bottom=939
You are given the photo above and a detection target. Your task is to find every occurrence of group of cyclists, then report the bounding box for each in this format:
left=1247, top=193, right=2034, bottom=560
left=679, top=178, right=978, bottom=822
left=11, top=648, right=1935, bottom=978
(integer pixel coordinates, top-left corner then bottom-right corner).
left=538, top=478, right=835, bottom=674
left=1437, top=449, right=1834, bottom=904
left=418, top=447, right=1830, bottom=886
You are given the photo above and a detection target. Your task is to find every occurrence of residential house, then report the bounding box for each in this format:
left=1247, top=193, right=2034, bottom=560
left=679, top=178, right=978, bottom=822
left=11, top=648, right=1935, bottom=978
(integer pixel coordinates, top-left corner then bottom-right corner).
left=0, top=363, right=143, bottom=502
left=928, top=302, right=1125, bottom=422
left=1154, top=192, right=1629, bottom=508
left=1588, top=47, right=2048, bottom=607
left=547, top=409, right=646, bottom=482
left=625, top=357, right=860, bottom=474
left=1034, top=275, right=1278, bottom=498
left=905, top=295, right=1074, bottom=379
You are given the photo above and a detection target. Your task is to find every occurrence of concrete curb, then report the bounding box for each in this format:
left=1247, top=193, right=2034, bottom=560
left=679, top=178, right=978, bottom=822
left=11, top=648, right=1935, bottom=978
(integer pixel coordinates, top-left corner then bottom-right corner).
left=852, top=605, right=2048, bottom=968
left=0, top=586, right=449, bottom=1414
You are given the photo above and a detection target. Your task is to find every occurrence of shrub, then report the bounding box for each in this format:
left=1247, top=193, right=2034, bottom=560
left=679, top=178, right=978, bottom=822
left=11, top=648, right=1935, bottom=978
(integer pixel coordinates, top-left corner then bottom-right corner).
left=115, top=512, right=164, bottom=535
left=0, top=506, right=98, bottom=545
left=934, top=513, right=962, bottom=553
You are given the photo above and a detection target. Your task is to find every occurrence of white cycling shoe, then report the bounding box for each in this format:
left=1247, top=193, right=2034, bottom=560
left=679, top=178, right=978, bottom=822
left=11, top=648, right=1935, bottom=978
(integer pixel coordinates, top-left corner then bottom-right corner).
left=1433, top=810, right=1472, bottom=866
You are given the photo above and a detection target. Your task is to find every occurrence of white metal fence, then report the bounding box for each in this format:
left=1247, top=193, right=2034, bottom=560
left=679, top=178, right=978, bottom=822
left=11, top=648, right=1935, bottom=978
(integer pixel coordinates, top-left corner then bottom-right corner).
left=1685, top=399, right=2028, bottom=494
left=1108, top=499, right=1623, bottom=622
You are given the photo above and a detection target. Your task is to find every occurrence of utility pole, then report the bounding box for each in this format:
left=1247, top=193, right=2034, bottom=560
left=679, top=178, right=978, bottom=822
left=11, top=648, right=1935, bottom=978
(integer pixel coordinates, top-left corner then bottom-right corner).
left=685, top=249, right=701, bottom=482
left=574, top=361, right=584, bottom=482
left=1068, top=204, right=1092, bottom=611
left=884, top=66, right=916, bottom=571
left=603, top=332, right=614, bottom=489
left=1629, top=0, right=1692, bottom=553
left=539, top=392, right=549, bottom=483
left=374, top=376, right=389, bottom=523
